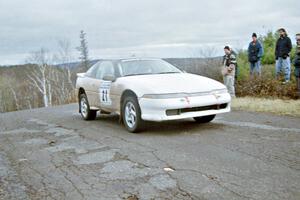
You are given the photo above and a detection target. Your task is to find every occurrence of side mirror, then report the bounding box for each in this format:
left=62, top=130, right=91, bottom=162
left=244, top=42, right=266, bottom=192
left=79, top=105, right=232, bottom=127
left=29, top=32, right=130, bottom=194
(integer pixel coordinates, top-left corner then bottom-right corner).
left=77, top=72, right=86, bottom=77
left=103, top=75, right=116, bottom=82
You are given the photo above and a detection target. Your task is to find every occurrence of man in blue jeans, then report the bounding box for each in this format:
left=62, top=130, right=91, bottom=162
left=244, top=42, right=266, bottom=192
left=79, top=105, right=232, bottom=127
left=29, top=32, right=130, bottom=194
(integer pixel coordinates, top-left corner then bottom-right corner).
left=275, top=28, right=292, bottom=84
left=248, top=33, right=264, bottom=77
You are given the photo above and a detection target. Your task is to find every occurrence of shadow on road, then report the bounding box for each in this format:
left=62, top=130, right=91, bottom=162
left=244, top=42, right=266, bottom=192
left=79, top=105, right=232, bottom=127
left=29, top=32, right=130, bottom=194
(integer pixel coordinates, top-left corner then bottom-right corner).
left=79, top=113, right=226, bottom=135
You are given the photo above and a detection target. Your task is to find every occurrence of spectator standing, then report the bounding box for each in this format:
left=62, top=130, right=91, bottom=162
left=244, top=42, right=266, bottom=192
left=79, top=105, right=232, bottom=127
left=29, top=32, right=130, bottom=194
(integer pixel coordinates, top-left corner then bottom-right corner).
left=222, top=46, right=237, bottom=97
left=275, top=28, right=292, bottom=83
left=293, top=33, right=300, bottom=96
left=248, top=33, right=263, bottom=77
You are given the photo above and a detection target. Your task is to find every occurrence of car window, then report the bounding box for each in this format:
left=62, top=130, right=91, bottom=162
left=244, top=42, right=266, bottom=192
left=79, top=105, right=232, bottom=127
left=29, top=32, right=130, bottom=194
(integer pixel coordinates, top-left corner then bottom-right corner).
left=95, top=61, right=115, bottom=80
left=85, top=62, right=101, bottom=78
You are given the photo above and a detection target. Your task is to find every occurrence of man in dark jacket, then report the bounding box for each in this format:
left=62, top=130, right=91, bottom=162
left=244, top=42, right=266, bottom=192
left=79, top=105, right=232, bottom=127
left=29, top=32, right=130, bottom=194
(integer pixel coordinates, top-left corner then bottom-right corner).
left=275, top=28, right=292, bottom=83
left=248, top=33, right=263, bottom=77
left=294, top=33, right=300, bottom=96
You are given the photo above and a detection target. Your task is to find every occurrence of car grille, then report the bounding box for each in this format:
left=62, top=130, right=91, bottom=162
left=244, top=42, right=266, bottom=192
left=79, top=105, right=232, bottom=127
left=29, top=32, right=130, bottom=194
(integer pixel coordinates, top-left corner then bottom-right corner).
left=166, top=103, right=228, bottom=116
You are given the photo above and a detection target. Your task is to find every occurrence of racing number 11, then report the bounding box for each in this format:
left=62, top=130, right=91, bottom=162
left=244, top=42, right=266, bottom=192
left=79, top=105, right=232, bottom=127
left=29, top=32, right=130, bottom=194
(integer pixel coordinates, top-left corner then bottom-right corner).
left=102, top=89, right=108, bottom=102
left=99, top=81, right=112, bottom=105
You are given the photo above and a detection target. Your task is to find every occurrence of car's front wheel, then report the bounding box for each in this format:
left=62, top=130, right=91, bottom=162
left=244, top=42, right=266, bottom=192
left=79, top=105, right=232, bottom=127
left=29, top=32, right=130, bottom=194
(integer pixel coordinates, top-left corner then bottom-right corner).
left=122, top=96, right=143, bottom=133
left=193, top=115, right=216, bottom=123
left=79, top=94, right=97, bottom=120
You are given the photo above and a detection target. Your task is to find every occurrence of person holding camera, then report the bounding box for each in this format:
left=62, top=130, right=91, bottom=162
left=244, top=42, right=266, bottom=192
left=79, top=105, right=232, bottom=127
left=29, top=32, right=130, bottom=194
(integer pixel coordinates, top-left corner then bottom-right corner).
left=275, top=28, right=292, bottom=84
left=222, top=46, right=237, bottom=97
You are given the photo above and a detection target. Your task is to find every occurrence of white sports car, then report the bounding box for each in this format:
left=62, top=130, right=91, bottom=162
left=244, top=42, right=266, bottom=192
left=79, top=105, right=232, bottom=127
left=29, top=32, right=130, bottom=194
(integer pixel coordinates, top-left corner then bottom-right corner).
left=75, top=58, right=231, bottom=132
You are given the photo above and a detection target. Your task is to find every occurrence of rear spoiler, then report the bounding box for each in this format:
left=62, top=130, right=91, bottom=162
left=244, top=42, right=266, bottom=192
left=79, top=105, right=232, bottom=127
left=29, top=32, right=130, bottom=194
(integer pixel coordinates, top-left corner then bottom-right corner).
left=77, top=73, right=85, bottom=78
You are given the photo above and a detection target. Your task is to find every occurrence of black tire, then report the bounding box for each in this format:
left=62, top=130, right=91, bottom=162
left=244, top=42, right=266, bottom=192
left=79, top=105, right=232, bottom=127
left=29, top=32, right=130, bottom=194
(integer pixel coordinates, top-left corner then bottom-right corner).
left=79, top=94, right=97, bottom=120
left=193, top=115, right=216, bottom=123
left=122, top=96, right=143, bottom=133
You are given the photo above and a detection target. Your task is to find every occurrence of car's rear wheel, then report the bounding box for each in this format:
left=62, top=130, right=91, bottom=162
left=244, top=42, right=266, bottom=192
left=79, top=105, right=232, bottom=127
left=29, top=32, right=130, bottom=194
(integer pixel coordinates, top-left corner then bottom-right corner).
left=193, top=115, right=216, bottom=123
left=122, top=96, right=143, bottom=133
left=79, top=94, right=97, bottom=120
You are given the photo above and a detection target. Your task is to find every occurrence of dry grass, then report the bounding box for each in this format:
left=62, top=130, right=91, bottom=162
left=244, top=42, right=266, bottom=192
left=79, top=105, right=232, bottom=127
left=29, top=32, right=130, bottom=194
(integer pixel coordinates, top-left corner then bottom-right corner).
left=231, top=97, right=300, bottom=117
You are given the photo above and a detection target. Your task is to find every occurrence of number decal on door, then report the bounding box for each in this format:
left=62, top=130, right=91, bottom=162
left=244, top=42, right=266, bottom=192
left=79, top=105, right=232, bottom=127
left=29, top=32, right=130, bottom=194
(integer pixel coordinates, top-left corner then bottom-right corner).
left=99, top=81, right=112, bottom=105
left=101, top=90, right=108, bottom=102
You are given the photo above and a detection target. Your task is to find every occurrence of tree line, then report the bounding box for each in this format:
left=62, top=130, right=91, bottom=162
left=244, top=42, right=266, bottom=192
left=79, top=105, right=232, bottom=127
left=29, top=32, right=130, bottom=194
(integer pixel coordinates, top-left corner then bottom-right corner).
left=0, top=31, right=90, bottom=113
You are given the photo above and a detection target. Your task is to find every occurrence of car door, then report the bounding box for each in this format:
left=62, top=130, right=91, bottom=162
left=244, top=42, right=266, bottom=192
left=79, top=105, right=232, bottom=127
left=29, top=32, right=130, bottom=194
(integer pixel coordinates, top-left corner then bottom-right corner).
left=83, top=62, right=101, bottom=108
left=93, top=61, right=117, bottom=111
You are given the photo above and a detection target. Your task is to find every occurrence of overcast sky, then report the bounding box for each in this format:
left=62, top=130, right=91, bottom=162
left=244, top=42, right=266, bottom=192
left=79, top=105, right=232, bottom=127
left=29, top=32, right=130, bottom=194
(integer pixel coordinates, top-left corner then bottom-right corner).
left=0, top=0, right=299, bottom=65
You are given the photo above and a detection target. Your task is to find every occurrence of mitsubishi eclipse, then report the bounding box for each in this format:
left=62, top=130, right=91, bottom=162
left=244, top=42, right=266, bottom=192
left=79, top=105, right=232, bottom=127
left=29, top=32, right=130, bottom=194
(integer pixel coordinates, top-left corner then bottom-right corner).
left=75, top=58, right=231, bottom=132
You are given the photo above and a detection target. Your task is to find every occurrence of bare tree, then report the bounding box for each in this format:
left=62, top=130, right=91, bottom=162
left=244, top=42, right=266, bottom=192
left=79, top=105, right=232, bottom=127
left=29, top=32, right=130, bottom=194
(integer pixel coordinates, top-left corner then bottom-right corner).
left=26, top=48, right=52, bottom=107
left=0, top=42, right=79, bottom=113
left=9, top=86, right=20, bottom=110
left=185, top=46, right=223, bottom=81
left=76, top=30, right=90, bottom=70
left=47, top=67, right=66, bottom=105
left=0, top=76, right=6, bottom=112
left=57, top=39, right=72, bottom=63
left=0, top=69, right=26, bottom=112
left=0, top=89, right=3, bottom=112
left=57, top=39, right=75, bottom=89
left=54, top=39, right=76, bottom=103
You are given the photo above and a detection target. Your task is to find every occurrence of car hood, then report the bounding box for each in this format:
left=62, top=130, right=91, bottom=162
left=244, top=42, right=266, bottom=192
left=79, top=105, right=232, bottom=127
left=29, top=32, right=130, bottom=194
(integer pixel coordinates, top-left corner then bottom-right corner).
left=118, top=73, right=226, bottom=95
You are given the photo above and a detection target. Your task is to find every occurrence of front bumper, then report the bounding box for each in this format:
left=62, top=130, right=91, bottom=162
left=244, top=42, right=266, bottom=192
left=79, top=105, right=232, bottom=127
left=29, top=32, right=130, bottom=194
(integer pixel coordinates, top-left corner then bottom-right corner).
left=139, top=93, right=231, bottom=122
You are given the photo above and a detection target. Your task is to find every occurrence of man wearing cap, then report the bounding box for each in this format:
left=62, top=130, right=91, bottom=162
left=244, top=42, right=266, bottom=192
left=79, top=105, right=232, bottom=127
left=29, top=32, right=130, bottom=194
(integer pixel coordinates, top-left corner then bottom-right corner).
left=293, top=33, right=300, bottom=96
left=222, top=46, right=237, bottom=97
left=275, top=28, right=292, bottom=83
left=248, top=33, right=264, bottom=77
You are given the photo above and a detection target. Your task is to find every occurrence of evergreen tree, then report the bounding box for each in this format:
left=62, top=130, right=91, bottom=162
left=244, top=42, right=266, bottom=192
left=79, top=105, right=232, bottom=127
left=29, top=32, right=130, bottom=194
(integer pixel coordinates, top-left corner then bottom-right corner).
left=76, top=30, right=90, bottom=70
left=260, top=31, right=279, bottom=65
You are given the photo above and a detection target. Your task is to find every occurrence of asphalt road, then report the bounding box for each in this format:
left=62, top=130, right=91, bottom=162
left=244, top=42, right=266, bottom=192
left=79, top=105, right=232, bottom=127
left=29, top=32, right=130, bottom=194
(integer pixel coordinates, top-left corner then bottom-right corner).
left=0, top=104, right=300, bottom=200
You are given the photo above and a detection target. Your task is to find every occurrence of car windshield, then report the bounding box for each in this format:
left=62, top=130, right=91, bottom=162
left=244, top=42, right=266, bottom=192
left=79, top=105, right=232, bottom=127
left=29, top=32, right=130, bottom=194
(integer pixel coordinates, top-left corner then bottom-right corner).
left=120, top=59, right=182, bottom=77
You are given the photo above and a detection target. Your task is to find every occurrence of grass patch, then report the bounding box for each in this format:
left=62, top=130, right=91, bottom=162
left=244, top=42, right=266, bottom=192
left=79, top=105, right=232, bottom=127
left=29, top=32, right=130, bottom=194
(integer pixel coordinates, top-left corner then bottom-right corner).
left=231, top=97, right=300, bottom=117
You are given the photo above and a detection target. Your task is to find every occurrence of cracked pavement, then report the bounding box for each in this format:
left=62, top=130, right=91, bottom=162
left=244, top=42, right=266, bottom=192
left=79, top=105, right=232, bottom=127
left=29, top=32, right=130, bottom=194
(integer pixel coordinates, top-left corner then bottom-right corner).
left=0, top=104, right=300, bottom=200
